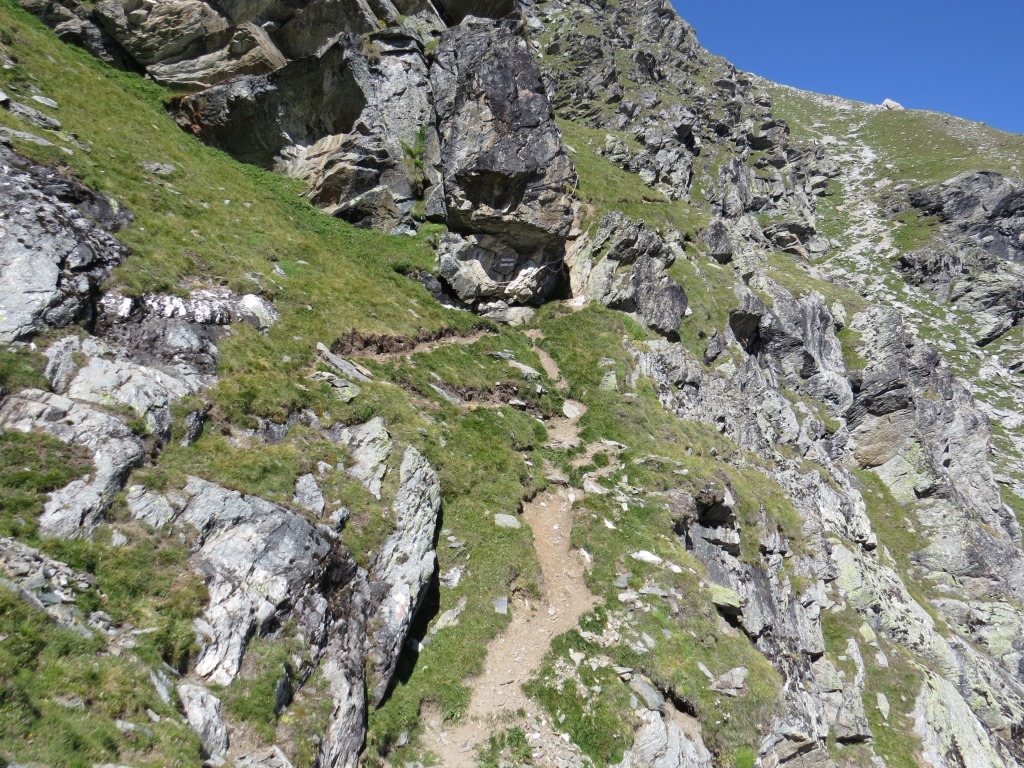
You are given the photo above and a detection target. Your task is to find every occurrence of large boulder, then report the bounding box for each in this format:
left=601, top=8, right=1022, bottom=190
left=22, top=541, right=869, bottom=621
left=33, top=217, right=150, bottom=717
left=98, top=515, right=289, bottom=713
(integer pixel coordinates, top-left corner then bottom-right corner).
left=430, top=17, right=575, bottom=304
left=146, top=22, right=288, bottom=89
left=176, top=31, right=438, bottom=233
left=274, top=0, right=391, bottom=59
left=283, top=30, right=441, bottom=232
left=175, top=39, right=368, bottom=169
left=92, top=0, right=229, bottom=65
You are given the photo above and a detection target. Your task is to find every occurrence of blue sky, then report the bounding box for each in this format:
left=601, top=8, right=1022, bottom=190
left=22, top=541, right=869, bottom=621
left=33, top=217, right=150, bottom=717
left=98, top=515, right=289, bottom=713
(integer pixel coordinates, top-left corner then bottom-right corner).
left=671, top=1, right=1024, bottom=135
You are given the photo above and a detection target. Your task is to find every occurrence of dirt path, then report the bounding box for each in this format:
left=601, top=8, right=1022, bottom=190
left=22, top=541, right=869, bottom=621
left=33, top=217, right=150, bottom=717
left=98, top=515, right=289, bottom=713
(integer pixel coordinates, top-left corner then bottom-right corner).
left=525, top=329, right=566, bottom=390
left=344, top=327, right=497, bottom=362
left=421, top=335, right=597, bottom=766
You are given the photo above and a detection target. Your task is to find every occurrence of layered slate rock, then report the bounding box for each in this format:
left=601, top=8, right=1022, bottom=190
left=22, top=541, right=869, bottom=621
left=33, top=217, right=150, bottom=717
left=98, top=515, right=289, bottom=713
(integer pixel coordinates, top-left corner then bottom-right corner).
left=172, top=476, right=336, bottom=686
left=431, top=17, right=576, bottom=304
left=900, top=171, right=1024, bottom=345
left=365, top=446, right=442, bottom=705
left=0, top=142, right=129, bottom=343
left=737, top=274, right=852, bottom=414
left=314, top=553, right=370, bottom=768
left=566, top=212, right=689, bottom=338
left=0, top=390, right=145, bottom=539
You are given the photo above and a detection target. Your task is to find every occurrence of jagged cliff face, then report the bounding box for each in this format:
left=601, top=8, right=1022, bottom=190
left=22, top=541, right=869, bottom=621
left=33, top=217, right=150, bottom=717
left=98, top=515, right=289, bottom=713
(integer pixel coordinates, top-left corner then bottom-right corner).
left=3, top=0, right=1024, bottom=767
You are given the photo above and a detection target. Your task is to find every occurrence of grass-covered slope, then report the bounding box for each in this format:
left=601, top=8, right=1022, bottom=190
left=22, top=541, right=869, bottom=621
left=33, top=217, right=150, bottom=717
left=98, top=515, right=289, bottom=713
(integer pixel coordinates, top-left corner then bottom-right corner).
left=0, top=5, right=796, bottom=764
left=0, top=3, right=550, bottom=764
left=768, top=81, right=1024, bottom=513
left=0, top=0, right=480, bottom=425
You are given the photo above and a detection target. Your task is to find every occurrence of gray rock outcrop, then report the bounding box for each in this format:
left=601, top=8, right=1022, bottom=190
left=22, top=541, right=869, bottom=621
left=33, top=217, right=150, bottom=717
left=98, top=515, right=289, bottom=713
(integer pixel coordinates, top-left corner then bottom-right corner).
left=0, top=142, right=129, bottom=343
left=178, top=682, right=229, bottom=760
left=431, top=17, right=575, bottom=304
left=0, top=536, right=100, bottom=627
left=366, top=446, right=442, bottom=705
left=0, top=390, right=145, bottom=538
left=901, top=171, right=1024, bottom=345
left=172, top=477, right=334, bottom=686
left=567, top=212, right=689, bottom=338
left=615, top=706, right=713, bottom=768
left=122, top=441, right=443, bottom=765
left=171, top=11, right=575, bottom=306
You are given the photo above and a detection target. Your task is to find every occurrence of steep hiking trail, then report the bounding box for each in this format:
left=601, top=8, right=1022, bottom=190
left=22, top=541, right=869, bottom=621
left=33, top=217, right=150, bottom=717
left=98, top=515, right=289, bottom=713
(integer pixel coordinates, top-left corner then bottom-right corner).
left=420, top=333, right=601, bottom=766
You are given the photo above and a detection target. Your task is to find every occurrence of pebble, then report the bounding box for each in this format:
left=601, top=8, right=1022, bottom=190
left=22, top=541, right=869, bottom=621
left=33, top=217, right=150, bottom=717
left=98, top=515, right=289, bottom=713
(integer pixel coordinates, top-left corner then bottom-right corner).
left=630, top=550, right=663, bottom=565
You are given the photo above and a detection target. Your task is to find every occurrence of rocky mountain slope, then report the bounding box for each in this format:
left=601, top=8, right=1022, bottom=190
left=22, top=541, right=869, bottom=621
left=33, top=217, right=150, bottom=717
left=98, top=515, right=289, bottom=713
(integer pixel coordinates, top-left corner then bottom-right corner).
left=2, top=0, right=1024, bottom=766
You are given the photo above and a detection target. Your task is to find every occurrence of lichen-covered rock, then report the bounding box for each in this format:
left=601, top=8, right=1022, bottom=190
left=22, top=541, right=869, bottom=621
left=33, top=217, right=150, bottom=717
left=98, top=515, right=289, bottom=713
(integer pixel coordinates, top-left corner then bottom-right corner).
left=173, top=477, right=334, bottom=686
left=294, top=473, right=326, bottom=516
left=913, top=673, right=1011, bottom=768
left=0, top=143, right=129, bottom=343
left=366, top=446, right=441, bottom=705
left=126, top=485, right=176, bottom=529
left=326, top=416, right=392, bottom=499
left=849, top=306, right=1024, bottom=603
